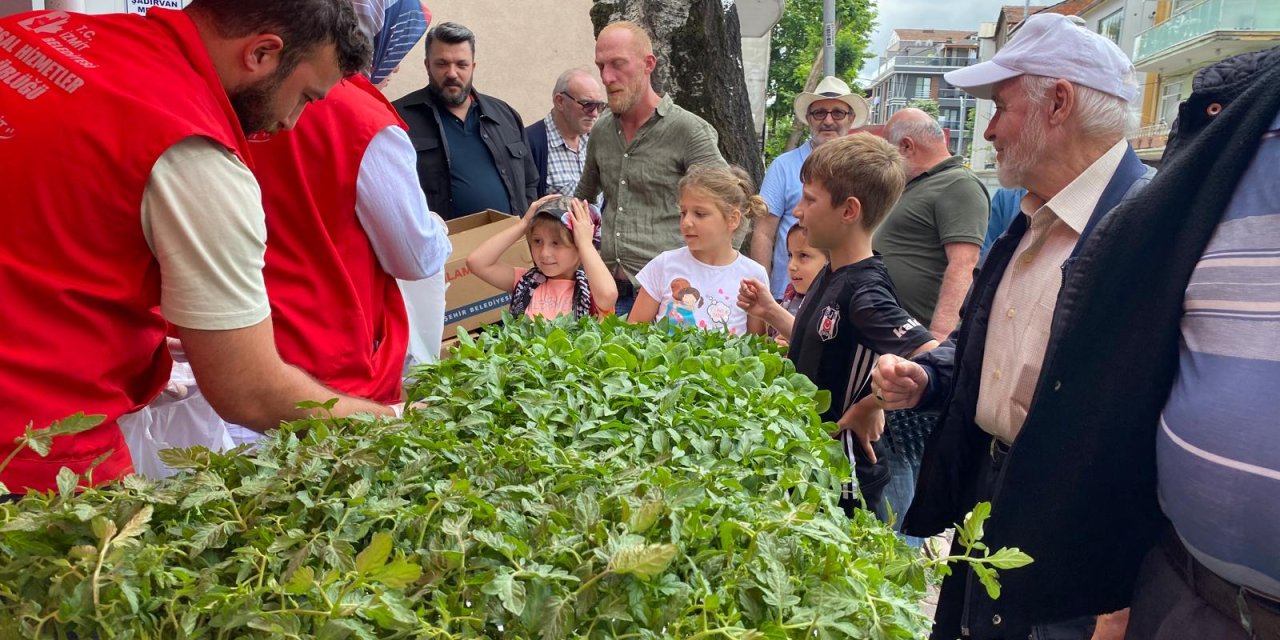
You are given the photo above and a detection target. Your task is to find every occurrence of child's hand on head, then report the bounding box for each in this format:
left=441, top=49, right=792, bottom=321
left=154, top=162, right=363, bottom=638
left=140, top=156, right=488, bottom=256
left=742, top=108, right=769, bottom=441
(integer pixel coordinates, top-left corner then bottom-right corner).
left=523, top=194, right=561, bottom=224
left=568, top=199, right=596, bottom=248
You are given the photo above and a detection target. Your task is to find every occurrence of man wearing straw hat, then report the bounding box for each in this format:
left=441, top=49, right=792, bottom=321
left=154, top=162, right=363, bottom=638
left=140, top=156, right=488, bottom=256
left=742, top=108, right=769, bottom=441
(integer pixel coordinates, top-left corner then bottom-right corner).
left=750, top=76, right=869, bottom=301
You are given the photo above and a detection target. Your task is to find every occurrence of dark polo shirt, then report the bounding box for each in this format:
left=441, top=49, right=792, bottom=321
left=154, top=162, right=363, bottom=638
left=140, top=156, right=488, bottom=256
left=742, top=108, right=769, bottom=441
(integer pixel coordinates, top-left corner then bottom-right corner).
left=873, top=156, right=989, bottom=326
left=440, top=102, right=511, bottom=216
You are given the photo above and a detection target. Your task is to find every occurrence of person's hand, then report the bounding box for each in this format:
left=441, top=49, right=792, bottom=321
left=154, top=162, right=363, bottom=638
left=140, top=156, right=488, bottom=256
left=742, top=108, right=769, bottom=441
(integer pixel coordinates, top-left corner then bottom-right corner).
left=1091, top=610, right=1129, bottom=640
left=568, top=198, right=596, bottom=248
left=737, top=278, right=781, bottom=320
left=522, top=194, right=561, bottom=224
left=836, top=403, right=885, bottom=463
left=871, top=354, right=929, bottom=410
left=774, top=335, right=789, bottom=349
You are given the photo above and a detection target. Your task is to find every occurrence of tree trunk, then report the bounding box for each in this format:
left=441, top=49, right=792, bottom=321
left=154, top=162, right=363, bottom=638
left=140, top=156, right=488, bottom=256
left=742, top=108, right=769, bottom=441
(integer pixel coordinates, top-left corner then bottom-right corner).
left=590, top=0, right=764, bottom=187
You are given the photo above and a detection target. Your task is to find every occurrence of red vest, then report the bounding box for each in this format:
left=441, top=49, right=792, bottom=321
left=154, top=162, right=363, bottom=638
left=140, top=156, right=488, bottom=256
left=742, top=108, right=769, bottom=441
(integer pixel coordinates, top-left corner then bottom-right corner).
left=0, top=9, right=250, bottom=493
left=249, top=76, right=409, bottom=404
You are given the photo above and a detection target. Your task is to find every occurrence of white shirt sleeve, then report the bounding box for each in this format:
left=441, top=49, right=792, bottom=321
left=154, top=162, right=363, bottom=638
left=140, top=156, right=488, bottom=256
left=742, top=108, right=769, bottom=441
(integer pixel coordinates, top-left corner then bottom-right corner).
left=355, top=125, right=453, bottom=281
left=635, top=251, right=666, bottom=300
left=141, top=137, right=271, bottom=331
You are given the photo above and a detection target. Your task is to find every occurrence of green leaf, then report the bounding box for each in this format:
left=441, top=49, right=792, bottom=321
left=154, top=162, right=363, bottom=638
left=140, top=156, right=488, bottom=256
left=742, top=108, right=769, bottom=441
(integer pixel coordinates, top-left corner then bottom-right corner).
left=157, top=446, right=212, bottom=471
left=284, top=566, right=315, bottom=595
left=367, top=557, right=422, bottom=589
left=55, top=467, right=79, bottom=499
left=115, top=505, right=153, bottom=542
left=608, top=543, right=678, bottom=580
left=984, top=548, right=1034, bottom=570
left=90, top=515, right=117, bottom=545
left=959, top=502, right=992, bottom=548
left=974, top=564, right=1002, bottom=600
left=317, top=618, right=377, bottom=640
left=481, top=567, right=527, bottom=615
left=365, top=591, right=419, bottom=630
left=355, top=531, right=393, bottom=574
left=627, top=500, right=664, bottom=534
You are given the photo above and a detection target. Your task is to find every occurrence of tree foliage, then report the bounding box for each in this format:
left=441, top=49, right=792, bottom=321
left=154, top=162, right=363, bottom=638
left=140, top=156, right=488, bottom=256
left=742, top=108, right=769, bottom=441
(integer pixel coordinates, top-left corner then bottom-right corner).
left=764, top=0, right=878, bottom=161
left=906, top=99, right=940, bottom=118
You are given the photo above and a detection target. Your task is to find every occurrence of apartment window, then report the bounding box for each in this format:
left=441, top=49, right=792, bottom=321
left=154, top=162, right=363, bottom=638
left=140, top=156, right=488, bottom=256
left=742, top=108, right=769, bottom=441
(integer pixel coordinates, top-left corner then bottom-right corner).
left=914, top=77, right=933, bottom=99
left=1159, top=80, right=1183, bottom=125
left=1096, top=9, right=1124, bottom=45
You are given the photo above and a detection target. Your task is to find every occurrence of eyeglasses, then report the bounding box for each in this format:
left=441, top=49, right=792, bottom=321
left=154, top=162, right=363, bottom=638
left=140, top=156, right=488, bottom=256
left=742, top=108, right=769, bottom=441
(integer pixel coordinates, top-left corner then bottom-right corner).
left=560, top=91, right=607, bottom=114
left=807, top=108, right=852, bottom=122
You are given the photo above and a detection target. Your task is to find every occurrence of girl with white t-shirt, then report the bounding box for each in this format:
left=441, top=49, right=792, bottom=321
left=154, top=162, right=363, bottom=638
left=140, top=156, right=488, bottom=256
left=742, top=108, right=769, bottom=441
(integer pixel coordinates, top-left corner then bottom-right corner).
left=629, top=165, right=768, bottom=335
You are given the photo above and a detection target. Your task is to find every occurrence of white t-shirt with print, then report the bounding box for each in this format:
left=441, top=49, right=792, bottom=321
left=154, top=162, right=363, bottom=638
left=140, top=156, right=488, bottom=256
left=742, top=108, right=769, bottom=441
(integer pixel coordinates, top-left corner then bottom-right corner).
left=636, top=247, right=768, bottom=335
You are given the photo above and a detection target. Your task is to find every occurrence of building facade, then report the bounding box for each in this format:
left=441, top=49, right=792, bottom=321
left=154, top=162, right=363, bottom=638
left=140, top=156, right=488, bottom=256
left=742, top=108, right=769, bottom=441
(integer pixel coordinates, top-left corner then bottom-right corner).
left=866, top=28, right=979, bottom=157
left=1129, top=0, right=1280, bottom=161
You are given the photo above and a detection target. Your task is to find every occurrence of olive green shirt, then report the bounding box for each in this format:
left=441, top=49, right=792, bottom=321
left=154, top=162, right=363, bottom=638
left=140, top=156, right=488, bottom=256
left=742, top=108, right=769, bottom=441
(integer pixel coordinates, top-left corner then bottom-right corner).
left=575, top=94, right=726, bottom=280
left=873, top=156, right=989, bottom=326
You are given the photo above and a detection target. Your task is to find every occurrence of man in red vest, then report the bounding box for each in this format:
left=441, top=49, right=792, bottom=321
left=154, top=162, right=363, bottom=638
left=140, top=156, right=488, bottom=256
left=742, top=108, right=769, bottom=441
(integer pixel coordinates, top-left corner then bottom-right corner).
left=247, top=0, right=448, bottom=413
left=0, top=0, right=394, bottom=495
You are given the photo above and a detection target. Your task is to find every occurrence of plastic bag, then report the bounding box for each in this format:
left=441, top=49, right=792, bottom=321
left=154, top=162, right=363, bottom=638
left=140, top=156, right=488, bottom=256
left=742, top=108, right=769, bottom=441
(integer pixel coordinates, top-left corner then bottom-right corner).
left=118, top=359, right=235, bottom=479
left=400, top=270, right=447, bottom=370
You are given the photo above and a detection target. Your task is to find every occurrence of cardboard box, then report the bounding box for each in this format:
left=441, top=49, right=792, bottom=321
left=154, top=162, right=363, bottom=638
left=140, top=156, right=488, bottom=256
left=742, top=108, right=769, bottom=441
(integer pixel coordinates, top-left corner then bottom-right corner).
left=442, top=210, right=532, bottom=335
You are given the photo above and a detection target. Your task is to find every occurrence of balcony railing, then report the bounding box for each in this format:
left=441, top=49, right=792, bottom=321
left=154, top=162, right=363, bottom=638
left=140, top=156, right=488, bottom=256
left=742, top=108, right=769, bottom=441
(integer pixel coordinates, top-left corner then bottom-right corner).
left=1134, top=0, right=1280, bottom=63
left=874, top=55, right=976, bottom=79
left=1128, top=123, right=1172, bottom=150
left=938, top=88, right=967, bottom=99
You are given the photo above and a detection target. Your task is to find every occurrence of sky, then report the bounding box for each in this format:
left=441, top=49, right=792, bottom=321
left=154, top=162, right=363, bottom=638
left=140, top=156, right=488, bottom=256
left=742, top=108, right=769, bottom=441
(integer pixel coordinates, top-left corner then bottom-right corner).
left=856, top=0, right=1020, bottom=84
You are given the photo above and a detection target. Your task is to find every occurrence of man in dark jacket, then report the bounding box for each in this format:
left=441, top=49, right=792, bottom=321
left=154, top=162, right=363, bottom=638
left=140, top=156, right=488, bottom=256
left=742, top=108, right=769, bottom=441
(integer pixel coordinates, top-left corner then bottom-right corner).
left=526, top=68, right=604, bottom=199
left=392, top=22, right=538, bottom=219
left=871, top=14, right=1160, bottom=639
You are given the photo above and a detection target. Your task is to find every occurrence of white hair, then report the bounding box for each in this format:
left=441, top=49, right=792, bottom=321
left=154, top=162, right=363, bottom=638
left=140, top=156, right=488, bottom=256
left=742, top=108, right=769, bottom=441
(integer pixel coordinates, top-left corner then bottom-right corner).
left=1020, top=75, right=1131, bottom=141
left=553, top=68, right=599, bottom=97
left=885, top=117, right=944, bottom=146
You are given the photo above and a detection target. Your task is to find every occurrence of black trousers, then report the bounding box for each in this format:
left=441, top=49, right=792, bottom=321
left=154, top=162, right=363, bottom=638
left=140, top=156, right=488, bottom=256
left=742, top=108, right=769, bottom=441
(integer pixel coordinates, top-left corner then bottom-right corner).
left=1126, top=534, right=1279, bottom=640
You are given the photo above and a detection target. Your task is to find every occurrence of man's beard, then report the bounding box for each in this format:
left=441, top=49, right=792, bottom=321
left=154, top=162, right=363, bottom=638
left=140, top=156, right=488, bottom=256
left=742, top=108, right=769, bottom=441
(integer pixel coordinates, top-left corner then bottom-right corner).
left=812, top=124, right=844, bottom=146
left=229, top=74, right=282, bottom=134
left=606, top=77, right=641, bottom=115
left=429, top=76, right=471, bottom=107
left=997, top=114, right=1048, bottom=189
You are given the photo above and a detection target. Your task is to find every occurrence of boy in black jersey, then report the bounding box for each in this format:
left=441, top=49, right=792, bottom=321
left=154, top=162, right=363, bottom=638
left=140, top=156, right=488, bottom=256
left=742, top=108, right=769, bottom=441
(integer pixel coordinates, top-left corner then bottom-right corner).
left=739, top=134, right=937, bottom=520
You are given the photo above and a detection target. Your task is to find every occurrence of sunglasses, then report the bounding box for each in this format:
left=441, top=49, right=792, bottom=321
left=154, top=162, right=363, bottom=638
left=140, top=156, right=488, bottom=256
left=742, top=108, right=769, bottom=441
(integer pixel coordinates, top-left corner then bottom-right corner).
left=560, top=91, right=607, bottom=114
left=807, top=108, right=853, bottom=122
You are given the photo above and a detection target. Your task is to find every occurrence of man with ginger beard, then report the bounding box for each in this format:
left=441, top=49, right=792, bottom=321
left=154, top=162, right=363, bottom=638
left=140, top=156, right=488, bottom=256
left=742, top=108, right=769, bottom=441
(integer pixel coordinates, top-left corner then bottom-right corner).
left=574, top=21, right=726, bottom=315
left=394, top=21, right=537, bottom=219
left=869, top=14, right=1160, bottom=639
left=0, top=0, right=396, bottom=496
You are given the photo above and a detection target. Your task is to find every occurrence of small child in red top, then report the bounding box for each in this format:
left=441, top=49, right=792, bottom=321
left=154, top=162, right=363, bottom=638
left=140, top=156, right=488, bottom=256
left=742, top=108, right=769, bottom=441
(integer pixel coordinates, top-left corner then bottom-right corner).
left=467, top=195, right=618, bottom=319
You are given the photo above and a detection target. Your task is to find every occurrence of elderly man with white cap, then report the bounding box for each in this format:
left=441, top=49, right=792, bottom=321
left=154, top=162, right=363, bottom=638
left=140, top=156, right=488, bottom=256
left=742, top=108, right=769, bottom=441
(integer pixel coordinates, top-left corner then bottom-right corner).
left=749, top=76, right=868, bottom=300
left=870, top=13, right=1159, bottom=639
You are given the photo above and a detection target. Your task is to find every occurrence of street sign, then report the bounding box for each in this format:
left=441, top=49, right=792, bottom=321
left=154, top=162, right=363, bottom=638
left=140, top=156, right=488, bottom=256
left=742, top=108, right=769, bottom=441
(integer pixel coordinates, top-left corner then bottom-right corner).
left=126, top=0, right=185, bottom=15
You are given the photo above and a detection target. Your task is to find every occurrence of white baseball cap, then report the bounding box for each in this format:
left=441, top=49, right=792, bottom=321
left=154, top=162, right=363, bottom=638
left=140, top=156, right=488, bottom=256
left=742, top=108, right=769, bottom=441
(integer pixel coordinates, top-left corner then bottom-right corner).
left=944, top=13, right=1137, bottom=101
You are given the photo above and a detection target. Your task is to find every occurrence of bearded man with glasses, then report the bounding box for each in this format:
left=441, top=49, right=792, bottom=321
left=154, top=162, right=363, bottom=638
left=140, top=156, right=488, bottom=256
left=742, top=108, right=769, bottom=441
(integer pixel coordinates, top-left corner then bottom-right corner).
left=527, top=68, right=606, bottom=200
left=750, top=76, right=870, bottom=301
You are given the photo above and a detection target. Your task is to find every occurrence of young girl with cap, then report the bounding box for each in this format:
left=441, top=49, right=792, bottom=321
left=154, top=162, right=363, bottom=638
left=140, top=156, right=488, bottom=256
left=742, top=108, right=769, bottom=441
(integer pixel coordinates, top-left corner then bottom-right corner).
left=468, top=195, right=618, bottom=320
left=628, top=165, right=769, bottom=335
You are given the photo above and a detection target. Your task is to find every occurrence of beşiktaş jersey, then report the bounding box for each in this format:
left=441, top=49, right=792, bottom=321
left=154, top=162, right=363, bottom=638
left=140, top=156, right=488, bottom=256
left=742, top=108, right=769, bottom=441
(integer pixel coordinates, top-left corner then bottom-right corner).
left=789, top=255, right=933, bottom=424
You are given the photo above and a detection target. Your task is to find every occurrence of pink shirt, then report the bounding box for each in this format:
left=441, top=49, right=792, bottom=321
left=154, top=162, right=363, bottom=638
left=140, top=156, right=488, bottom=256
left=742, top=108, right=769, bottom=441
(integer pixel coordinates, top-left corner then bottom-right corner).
left=513, top=268, right=579, bottom=319
left=975, top=141, right=1127, bottom=443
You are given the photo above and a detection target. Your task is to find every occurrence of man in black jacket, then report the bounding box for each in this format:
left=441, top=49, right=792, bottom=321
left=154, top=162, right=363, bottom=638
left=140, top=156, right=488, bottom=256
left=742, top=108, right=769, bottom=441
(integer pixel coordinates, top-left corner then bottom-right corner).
left=872, top=14, right=1160, bottom=639
left=392, top=22, right=538, bottom=219
left=526, top=68, right=604, bottom=199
